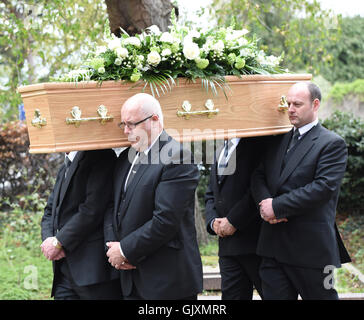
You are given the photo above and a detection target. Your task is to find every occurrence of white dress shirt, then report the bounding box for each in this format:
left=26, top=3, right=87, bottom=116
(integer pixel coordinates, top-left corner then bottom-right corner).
left=295, top=118, right=319, bottom=138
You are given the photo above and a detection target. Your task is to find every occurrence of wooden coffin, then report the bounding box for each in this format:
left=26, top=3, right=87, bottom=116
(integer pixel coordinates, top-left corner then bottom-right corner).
left=18, top=74, right=312, bottom=153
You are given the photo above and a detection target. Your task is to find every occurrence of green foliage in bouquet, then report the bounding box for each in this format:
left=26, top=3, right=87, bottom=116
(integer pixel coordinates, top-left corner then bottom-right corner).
left=57, top=10, right=283, bottom=96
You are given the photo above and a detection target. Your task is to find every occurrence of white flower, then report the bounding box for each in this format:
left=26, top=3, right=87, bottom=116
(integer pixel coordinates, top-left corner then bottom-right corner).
left=187, top=30, right=200, bottom=39
left=147, top=51, right=161, bottom=66
left=115, top=47, right=129, bottom=59
left=226, top=29, right=249, bottom=41
left=265, top=55, right=281, bottom=66
left=212, top=40, right=224, bottom=52
left=160, top=32, right=174, bottom=43
left=98, top=67, right=105, bottom=74
left=107, top=37, right=122, bottom=51
left=237, top=37, right=248, bottom=47
left=123, top=37, right=141, bottom=47
left=138, top=55, right=144, bottom=61
left=183, top=41, right=200, bottom=60
left=161, top=48, right=172, bottom=56
left=114, top=58, right=122, bottom=66
left=147, top=25, right=161, bottom=35
left=240, top=48, right=254, bottom=57
left=95, top=46, right=107, bottom=55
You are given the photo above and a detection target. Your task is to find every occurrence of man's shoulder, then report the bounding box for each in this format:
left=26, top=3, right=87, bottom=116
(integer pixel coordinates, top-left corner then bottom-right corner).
left=83, top=149, right=117, bottom=165
left=318, top=123, right=345, bottom=144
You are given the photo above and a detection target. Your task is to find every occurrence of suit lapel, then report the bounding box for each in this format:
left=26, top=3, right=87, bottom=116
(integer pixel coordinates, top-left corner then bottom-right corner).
left=58, top=151, right=85, bottom=206
left=277, top=124, right=320, bottom=188
left=216, top=139, right=243, bottom=186
left=270, top=130, right=292, bottom=194
left=113, top=149, right=131, bottom=215
left=118, top=131, right=170, bottom=224
left=52, top=167, right=66, bottom=217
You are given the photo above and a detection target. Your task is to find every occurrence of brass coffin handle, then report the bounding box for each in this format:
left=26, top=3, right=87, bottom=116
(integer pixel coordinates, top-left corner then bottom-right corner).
left=66, top=105, right=114, bottom=127
left=177, top=99, right=219, bottom=119
left=278, top=95, right=289, bottom=112
left=31, top=109, right=47, bottom=128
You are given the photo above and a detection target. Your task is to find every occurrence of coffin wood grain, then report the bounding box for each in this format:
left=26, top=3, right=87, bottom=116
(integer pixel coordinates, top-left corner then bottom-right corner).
left=18, top=74, right=312, bottom=153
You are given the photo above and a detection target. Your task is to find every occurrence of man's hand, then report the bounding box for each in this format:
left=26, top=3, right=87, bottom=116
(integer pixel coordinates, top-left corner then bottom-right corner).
left=212, top=218, right=222, bottom=235
left=106, top=242, right=136, bottom=270
left=217, top=217, right=236, bottom=237
left=259, top=198, right=288, bottom=224
left=213, top=218, right=236, bottom=237
left=40, top=237, right=66, bottom=261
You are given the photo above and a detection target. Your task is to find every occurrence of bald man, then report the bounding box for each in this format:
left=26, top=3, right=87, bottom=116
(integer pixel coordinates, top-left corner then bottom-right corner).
left=251, top=82, right=351, bottom=300
left=105, top=93, right=203, bottom=300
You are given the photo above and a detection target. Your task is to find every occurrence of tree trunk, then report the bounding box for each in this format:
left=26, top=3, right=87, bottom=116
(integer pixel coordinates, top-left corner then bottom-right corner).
left=195, top=192, right=208, bottom=246
left=104, top=0, right=176, bottom=36
left=103, top=0, right=209, bottom=245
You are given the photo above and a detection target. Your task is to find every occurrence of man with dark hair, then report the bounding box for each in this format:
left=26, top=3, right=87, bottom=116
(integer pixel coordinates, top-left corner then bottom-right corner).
left=41, top=149, right=121, bottom=300
left=205, top=136, right=267, bottom=300
left=251, top=82, right=351, bottom=300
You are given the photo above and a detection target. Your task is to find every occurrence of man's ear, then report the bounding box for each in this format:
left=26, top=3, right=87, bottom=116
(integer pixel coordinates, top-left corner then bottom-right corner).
left=312, top=98, right=320, bottom=112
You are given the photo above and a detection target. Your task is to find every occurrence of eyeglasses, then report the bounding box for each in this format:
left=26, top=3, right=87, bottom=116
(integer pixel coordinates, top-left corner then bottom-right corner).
left=118, top=114, right=153, bottom=130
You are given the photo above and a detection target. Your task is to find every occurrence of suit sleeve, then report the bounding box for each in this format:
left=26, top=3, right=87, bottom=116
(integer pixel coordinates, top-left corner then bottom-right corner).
left=120, top=163, right=200, bottom=265
left=250, top=161, right=273, bottom=206
left=56, top=150, right=116, bottom=252
left=204, top=172, right=218, bottom=235
left=103, top=203, right=116, bottom=249
left=41, top=168, right=63, bottom=241
left=226, top=190, right=258, bottom=231
left=273, top=138, right=348, bottom=219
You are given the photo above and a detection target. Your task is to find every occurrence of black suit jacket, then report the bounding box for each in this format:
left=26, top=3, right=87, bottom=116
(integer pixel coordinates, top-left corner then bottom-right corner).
left=41, top=149, right=118, bottom=293
left=104, top=131, right=203, bottom=300
left=251, top=123, right=351, bottom=268
left=205, top=137, right=269, bottom=256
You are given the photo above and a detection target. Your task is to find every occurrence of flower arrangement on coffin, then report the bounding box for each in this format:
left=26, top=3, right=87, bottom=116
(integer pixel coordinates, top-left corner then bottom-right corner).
left=57, top=10, right=283, bottom=97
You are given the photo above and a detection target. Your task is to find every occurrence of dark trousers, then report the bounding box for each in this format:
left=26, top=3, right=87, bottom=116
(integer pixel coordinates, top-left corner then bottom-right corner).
left=219, top=254, right=263, bottom=300
left=259, top=257, right=339, bottom=300
left=123, top=282, right=197, bottom=300
left=54, top=260, right=122, bottom=300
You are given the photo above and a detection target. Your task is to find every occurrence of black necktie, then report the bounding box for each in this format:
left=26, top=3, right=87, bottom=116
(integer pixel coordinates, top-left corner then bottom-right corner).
left=124, top=152, right=141, bottom=191
left=287, top=129, right=300, bottom=153
left=64, top=156, right=71, bottom=178
left=217, top=140, right=233, bottom=180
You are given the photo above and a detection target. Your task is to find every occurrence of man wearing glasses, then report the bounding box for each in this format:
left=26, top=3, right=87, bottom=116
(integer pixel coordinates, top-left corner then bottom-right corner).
left=104, top=93, right=203, bottom=300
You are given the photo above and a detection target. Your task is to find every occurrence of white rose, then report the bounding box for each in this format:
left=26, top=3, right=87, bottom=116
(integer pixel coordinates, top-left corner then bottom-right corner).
left=161, top=48, right=172, bottom=56
left=107, top=38, right=121, bottom=51
left=114, top=58, right=122, bottom=66
left=98, top=67, right=105, bottom=74
left=147, top=51, right=161, bottom=66
left=160, top=32, right=174, bottom=43
left=123, top=37, right=141, bottom=47
left=212, top=40, right=224, bottom=52
left=183, top=41, right=200, bottom=60
left=147, top=25, right=161, bottom=35
left=115, top=47, right=129, bottom=59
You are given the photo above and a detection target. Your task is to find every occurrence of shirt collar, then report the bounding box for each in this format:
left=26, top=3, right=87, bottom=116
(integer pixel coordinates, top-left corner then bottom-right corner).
left=230, top=138, right=240, bottom=147
left=65, top=151, right=78, bottom=162
left=143, top=130, right=163, bottom=156
left=295, top=118, right=318, bottom=136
